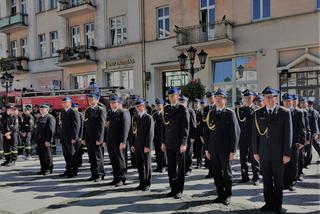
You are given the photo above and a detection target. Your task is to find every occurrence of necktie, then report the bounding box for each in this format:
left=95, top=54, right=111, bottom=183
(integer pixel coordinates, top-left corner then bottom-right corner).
left=217, top=110, right=220, bottom=115
left=269, top=109, right=273, bottom=116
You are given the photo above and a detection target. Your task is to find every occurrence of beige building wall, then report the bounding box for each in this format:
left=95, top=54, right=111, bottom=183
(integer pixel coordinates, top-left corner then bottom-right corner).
left=144, top=0, right=320, bottom=107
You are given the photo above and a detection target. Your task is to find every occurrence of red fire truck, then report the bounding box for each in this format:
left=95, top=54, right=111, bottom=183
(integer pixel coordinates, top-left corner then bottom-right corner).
left=0, top=87, right=123, bottom=110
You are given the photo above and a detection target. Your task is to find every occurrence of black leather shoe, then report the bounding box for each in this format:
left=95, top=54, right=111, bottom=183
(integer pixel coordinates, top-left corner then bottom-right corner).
left=1, top=161, right=10, bottom=166
left=59, top=171, right=69, bottom=177
left=260, top=204, right=273, bottom=212
left=253, top=179, right=260, bottom=186
left=94, top=177, right=102, bottom=182
left=43, top=170, right=50, bottom=176
left=135, top=185, right=143, bottom=190
left=288, top=185, right=296, bottom=191
left=115, top=181, right=122, bottom=187
left=67, top=172, right=77, bottom=178
left=121, top=177, right=126, bottom=185
left=37, top=171, right=44, bottom=175
left=212, top=197, right=224, bottom=204
left=174, top=192, right=182, bottom=199
left=274, top=207, right=286, bottom=214
left=185, top=170, right=192, bottom=176
left=166, top=191, right=176, bottom=197
left=142, top=186, right=150, bottom=191
left=205, top=174, right=214, bottom=179
left=86, top=176, right=96, bottom=181
left=239, top=178, right=250, bottom=183
left=223, top=197, right=231, bottom=205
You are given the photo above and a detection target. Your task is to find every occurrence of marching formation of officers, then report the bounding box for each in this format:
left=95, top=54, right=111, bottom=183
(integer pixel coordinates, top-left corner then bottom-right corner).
left=0, top=85, right=319, bottom=214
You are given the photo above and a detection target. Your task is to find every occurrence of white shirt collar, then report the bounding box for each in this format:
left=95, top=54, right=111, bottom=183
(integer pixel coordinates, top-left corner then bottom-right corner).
left=138, top=111, right=146, bottom=118
left=266, top=106, right=276, bottom=113
left=216, top=106, right=225, bottom=112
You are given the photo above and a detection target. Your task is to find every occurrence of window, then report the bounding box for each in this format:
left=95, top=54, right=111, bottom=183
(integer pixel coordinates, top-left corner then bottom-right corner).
left=11, top=0, right=17, bottom=15
left=212, top=55, right=258, bottom=106
left=20, top=0, right=27, bottom=14
left=50, top=31, right=58, bottom=56
left=317, top=0, right=320, bottom=9
left=39, top=34, right=46, bottom=58
left=10, top=40, right=17, bottom=57
left=106, top=70, right=134, bottom=90
left=110, top=16, right=128, bottom=46
left=71, top=0, right=80, bottom=7
left=20, top=38, right=28, bottom=57
left=85, top=23, right=95, bottom=47
left=71, top=26, right=80, bottom=47
left=253, top=0, right=270, bottom=21
left=157, top=6, right=170, bottom=39
left=200, top=0, right=215, bottom=40
left=48, top=0, right=57, bottom=9
left=38, top=0, right=45, bottom=13
left=72, top=73, right=95, bottom=89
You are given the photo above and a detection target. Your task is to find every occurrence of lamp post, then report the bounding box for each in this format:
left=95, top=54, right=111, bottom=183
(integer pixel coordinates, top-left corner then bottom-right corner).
left=0, top=60, right=14, bottom=104
left=178, top=46, right=208, bottom=80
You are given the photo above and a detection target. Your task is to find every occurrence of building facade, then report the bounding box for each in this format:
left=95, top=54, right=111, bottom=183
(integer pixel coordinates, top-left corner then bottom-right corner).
left=144, top=0, right=320, bottom=109
left=0, top=0, right=319, bottom=109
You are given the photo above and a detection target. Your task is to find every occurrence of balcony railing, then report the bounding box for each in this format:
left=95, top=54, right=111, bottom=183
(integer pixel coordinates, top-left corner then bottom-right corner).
left=58, top=0, right=95, bottom=11
left=174, top=20, right=233, bottom=48
left=0, top=13, right=28, bottom=33
left=0, top=57, right=29, bottom=72
left=56, top=46, right=97, bottom=66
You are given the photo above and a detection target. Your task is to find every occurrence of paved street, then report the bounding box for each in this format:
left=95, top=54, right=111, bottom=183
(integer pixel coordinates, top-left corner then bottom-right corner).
left=0, top=150, right=319, bottom=214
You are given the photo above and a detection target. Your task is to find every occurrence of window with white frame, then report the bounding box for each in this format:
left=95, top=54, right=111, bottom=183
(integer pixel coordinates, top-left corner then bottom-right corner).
left=72, top=73, right=96, bottom=89
left=200, top=0, right=215, bottom=40
left=39, top=34, right=46, bottom=58
left=50, top=31, right=58, bottom=56
left=212, top=55, right=258, bottom=106
left=38, top=0, right=45, bottom=13
left=71, top=0, right=80, bottom=7
left=48, top=0, right=57, bottom=9
left=10, top=40, right=17, bottom=57
left=71, top=26, right=80, bottom=47
left=85, top=23, right=95, bottom=47
left=11, top=0, right=17, bottom=15
left=20, top=0, right=27, bottom=14
left=20, top=38, right=28, bottom=57
left=157, top=6, right=170, bottom=39
left=252, top=0, right=270, bottom=21
left=110, top=16, right=128, bottom=46
left=106, top=70, right=134, bottom=90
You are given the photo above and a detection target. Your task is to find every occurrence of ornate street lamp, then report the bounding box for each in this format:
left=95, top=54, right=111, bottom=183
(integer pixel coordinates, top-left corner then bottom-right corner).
left=0, top=60, right=14, bottom=104
left=178, top=46, right=208, bottom=80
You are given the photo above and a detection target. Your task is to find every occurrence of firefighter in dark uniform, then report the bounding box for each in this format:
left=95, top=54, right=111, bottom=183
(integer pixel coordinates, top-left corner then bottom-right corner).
left=0, top=106, right=4, bottom=160
left=304, top=100, right=319, bottom=167
left=1, top=105, right=19, bottom=167
left=308, top=100, right=320, bottom=158
left=179, top=96, right=196, bottom=176
left=34, top=104, right=56, bottom=175
left=49, top=105, right=58, bottom=155
left=298, top=97, right=312, bottom=181
left=72, top=103, right=85, bottom=167
left=130, top=98, right=154, bottom=191
left=193, top=99, right=204, bottom=168
left=152, top=98, right=166, bottom=173
left=128, top=95, right=139, bottom=169
left=202, top=92, right=215, bottom=178
left=204, top=88, right=240, bottom=205
left=19, top=105, right=34, bottom=159
left=252, top=87, right=292, bottom=214
left=282, top=93, right=306, bottom=191
left=254, top=94, right=265, bottom=108
left=105, top=95, right=131, bottom=186
left=59, top=97, right=81, bottom=178
left=82, top=93, right=106, bottom=182
left=236, top=89, right=260, bottom=185
left=161, top=86, right=190, bottom=199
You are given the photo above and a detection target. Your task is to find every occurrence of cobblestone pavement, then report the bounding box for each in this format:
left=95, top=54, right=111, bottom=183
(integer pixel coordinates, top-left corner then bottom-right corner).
left=0, top=150, right=319, bottom=214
